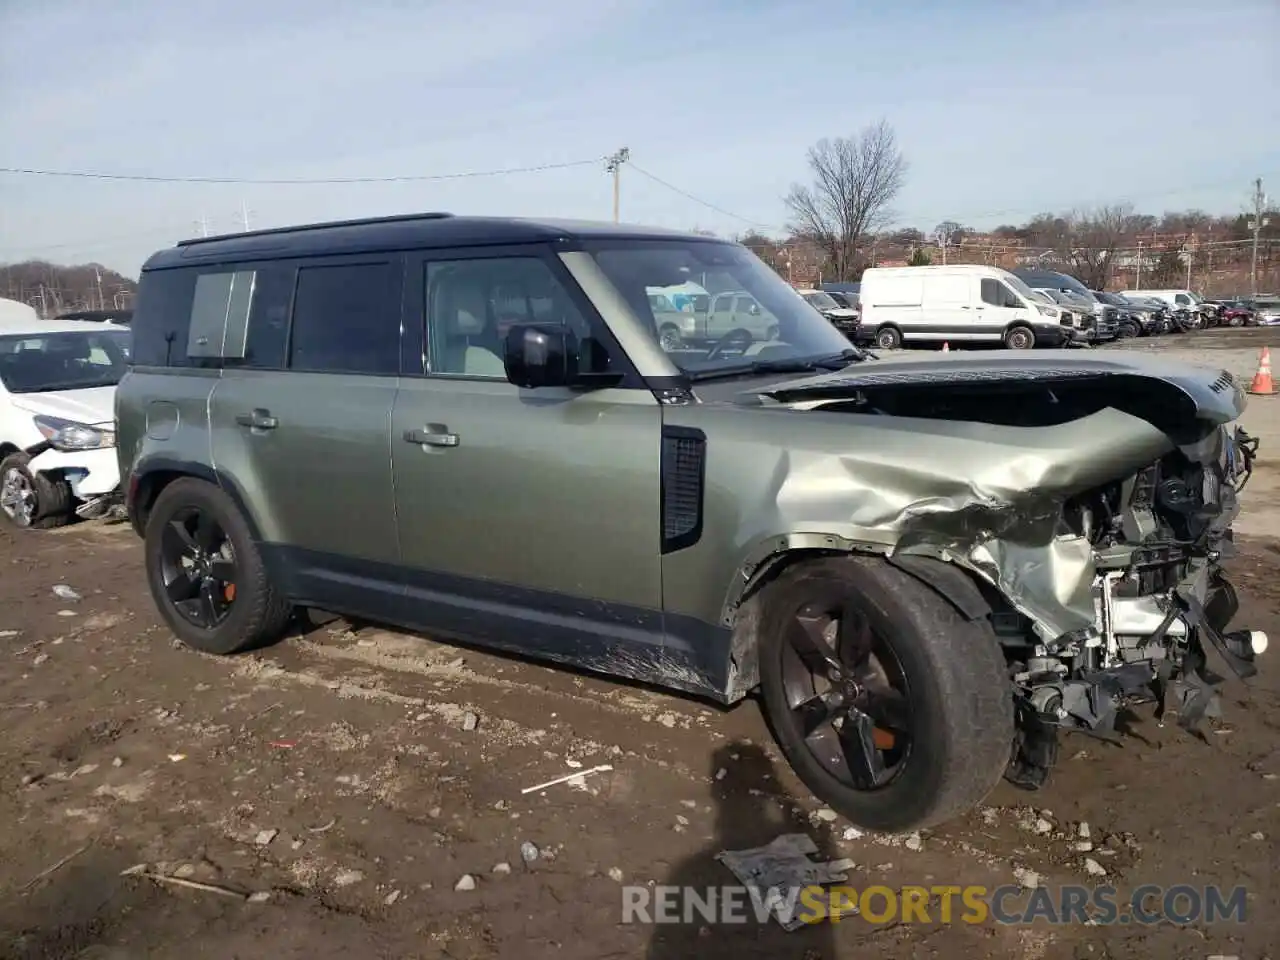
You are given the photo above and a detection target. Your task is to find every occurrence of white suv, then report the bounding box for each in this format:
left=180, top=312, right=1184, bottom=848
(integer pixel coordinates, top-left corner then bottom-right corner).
left=0, top=308, right=129, bottom=529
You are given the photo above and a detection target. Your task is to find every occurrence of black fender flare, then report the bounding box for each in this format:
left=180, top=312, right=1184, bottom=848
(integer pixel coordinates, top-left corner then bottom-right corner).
left=127, top=456, right=263, bottom=541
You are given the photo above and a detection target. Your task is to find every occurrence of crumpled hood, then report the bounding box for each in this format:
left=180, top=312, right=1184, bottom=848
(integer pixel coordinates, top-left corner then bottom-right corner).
left=745, top=348, right=1244, bottom=427
left=8, top=385, right=116, bottom=427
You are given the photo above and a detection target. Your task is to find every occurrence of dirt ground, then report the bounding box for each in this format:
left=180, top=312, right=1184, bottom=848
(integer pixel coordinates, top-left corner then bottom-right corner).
left=1, top=328, right=1278, bottom=960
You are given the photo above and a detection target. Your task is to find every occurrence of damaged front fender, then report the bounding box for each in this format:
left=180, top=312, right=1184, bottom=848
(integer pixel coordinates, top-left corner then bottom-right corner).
left=660, top=402, right=1174, bottom=643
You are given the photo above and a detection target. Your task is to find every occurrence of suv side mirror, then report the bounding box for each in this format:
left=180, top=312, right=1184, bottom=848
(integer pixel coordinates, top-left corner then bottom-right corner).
left=503, top=323, right=578, bottom=389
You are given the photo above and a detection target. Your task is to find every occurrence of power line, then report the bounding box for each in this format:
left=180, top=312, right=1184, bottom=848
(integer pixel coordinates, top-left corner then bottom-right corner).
left=628, top=164, right=785, bottom=232
left=0, top=157, right=604, bottom=185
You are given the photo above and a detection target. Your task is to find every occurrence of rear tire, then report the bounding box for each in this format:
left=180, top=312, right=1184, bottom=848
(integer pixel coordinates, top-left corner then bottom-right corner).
left=1003, top=325, right=1035, bottom=350
left=757, top=556, right=1013, bottom=832
left=0, top=453, right=72, bottom=530
left=874, top=326, right=902, bottom=350
left=144, top=477, right=292, bottom=655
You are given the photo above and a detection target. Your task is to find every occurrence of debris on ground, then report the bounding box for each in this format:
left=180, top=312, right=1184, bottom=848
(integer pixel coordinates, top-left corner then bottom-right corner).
left=333, top=869, right=364, bottom=887
left=1083, top=858, right=1107, bottom=877
left=520, top=841, right=539, bottom=862
left=716, top=834, right=856, bottom=931
left=904, top=832, right=923, bottom=852
left=247, top=891, right=271, bottom=903
left=1012, top=866, right=1041, bottom=889
left=254, top=829, right=278, bottom=846
left=454, top=874, right=477, bottom=891
left=492, top=862, right=512, bottom=875
left=607, top=867, right=624, bottom=883
left=462, top=711, right=479, bottom=732
left=52, top=584, right=81, bottom=601
left=520, top=764, right=613, bottom=795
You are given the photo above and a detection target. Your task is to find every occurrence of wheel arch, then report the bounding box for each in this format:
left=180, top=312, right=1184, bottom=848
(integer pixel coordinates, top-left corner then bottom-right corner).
left=127, top=457, right=263, bottom=542
left=720, top=536, right=995, bottom=701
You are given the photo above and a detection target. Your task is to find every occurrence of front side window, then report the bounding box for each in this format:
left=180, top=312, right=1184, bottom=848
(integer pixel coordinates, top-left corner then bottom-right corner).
left=424, top=256, right=607, bottom=379
left=1175, top=293, right=1191, bottom=305
left=981, top=279, right=1022, bottom=308
left=587, top=240, right=852, bottom=375
left=0, top=329, right=131, bottom=394
left=289, top=262, right=398, bottom=375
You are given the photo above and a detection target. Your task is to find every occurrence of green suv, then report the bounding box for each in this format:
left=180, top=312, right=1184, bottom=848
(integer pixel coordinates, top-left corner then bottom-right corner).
left=117, top=214, right=1265, bottom=831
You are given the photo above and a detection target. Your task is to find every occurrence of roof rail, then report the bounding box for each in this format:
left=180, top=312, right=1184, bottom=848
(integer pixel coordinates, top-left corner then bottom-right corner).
left=176, top=211, right=455, bottom=247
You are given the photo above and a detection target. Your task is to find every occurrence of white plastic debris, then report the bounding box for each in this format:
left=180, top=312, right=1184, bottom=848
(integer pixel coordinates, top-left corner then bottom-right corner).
left=492, top=862, right=512, bottom=876
left=1013, top=866, right=1041, bottom=889
left=333, top=869, right=364, bottom=887
left=520, top=841, right=539, bottom=862
left=841, top=826, right=864, bottom=841
left=462, top=712, right=479, bottom=732
left=520, top=764, right=613, bottom=794
left=814, top=808, right=838, bottom=822
left=607, top=867, right=624, bottom=883
left=1077, top=822, right=1091, bottom=840
left=52, top=585, right=81, bottom=601
left=254, top=829, right=278, bottom=846
left=454, top=874, right=477, bottom=891
left=1034, top=818, right=1053, bottom=835
left=1084, top=858, right=1107, bottom=877
left=246, top=891, right=271, bottom=903
left=904, top=833, right=923, bottom=852
left=383, top=889, right=401, bottom=905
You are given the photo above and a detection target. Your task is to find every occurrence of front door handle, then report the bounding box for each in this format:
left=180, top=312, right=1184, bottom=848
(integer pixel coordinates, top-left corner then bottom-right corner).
left=404, top=425, right=460, bottom=448
left=235, top=409, right=278, bottom=430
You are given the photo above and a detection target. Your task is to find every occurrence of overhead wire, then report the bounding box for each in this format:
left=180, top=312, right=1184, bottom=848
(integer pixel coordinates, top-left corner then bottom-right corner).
left=0, top=157, right=605, bottom=185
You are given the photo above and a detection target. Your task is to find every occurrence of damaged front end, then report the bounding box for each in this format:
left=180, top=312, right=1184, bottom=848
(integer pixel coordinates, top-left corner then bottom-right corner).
left=756, top=352, right=1266, bottom=790
left=1001, top=421, right=1263, bottom=788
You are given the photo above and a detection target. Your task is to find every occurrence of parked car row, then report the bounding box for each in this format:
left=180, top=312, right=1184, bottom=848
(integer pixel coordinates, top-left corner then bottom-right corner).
left=799, top=268, right=1269, bottom=349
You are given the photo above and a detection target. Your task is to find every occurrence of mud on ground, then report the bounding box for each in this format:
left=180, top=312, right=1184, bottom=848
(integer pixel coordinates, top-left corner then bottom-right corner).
left=1, top=330, right=1278, bottom=960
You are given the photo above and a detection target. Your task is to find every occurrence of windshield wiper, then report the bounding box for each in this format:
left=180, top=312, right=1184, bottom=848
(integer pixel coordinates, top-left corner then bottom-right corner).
left=690, top=348, right=869, bottom=382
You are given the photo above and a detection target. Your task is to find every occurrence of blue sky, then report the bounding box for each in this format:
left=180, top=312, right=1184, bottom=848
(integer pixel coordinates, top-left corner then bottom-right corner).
left=1, top=0, right=1277, bottom=276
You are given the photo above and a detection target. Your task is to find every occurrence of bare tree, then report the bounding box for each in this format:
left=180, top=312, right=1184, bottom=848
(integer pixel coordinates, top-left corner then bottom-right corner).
left=784, top=120, right=907, bottom=281
left=1049, top=205, right=1136, bottom=288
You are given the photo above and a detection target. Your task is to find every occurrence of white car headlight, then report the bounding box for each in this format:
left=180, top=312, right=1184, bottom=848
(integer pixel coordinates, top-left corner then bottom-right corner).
left=1036, top=305, right=1060, bottom=317
left=33, top=415, right=116, bottom=451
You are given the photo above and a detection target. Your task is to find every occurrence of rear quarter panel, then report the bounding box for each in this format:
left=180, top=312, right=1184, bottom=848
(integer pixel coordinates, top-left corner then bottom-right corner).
left=115, top=368, right=217, bottom=512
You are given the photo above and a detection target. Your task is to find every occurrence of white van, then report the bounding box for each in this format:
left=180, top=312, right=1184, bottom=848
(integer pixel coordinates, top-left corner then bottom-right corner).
left=858, top=265, right=1077, bottom=350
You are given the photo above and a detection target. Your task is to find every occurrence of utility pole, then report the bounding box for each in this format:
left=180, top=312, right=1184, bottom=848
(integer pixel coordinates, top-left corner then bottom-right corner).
left=1249, top=177, right=1270, bottom=296
left=195, top=213, right=211, bottom=237
left=235, top=199, right=253, bottom=232
left=1135, top=240, right=1143, bottom=288
left=95, top=267, right=105, bottom=310
left=605, top=148, right=630, bottom=223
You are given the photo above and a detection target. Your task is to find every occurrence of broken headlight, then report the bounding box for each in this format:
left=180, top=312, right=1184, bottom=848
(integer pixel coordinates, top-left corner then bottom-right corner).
left=33, top=415, right=116, bottom=451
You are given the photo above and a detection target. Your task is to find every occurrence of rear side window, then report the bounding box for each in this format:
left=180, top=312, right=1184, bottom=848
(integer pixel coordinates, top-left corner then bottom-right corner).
left=288, top=262, right=399, bottom=375
left=131, top=269, right=197, bottom=366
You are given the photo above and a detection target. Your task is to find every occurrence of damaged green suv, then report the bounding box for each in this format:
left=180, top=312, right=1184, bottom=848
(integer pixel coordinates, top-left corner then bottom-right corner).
left=117, top=214, right=1266, bottom=831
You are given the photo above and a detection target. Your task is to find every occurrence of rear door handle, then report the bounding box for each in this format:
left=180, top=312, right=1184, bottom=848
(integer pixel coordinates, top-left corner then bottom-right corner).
left=235, top=409, right=278, bottom=430
left=404, top=425, right=460, bottom=448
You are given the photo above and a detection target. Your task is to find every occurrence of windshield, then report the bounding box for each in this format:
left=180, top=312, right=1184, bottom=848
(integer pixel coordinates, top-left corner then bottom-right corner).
left=999, top=273, right=1035, bottom=301
left=801, top=291, right=841, bottom=311
left=0, top=329, right=130, bottom=394
left=587, top=240, right=857, bottom=376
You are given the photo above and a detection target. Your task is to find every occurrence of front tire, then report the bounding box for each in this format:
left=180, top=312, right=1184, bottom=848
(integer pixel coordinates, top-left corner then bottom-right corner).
left=144, top=478, right=292, bottom=655
left=0, top=453, right=72, bottom=530
left=758, top=556, right=1012, bottom=832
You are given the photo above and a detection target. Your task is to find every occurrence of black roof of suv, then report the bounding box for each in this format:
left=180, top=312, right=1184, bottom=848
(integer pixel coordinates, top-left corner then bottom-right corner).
left=143, top=213, right=716, bottom=270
